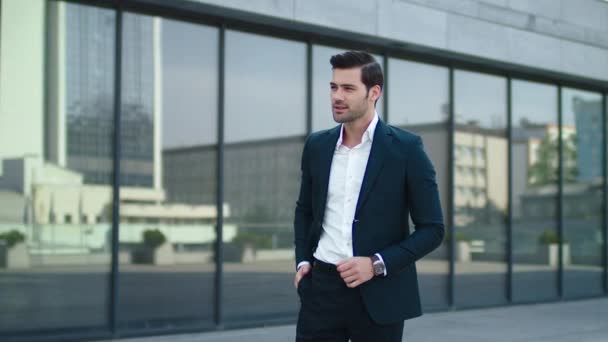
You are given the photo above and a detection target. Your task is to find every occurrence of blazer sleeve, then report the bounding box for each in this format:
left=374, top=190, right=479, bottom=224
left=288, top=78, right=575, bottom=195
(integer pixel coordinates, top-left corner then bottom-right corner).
left=294, top=136, right=314, bottom=268
left=379, top=135, right=445, bottom=275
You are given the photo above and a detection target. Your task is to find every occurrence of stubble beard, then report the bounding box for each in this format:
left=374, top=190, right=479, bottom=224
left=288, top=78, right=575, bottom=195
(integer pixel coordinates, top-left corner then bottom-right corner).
left=333, top=108, right=365, bottom=124
left=333, top=96, right=372, bottom=124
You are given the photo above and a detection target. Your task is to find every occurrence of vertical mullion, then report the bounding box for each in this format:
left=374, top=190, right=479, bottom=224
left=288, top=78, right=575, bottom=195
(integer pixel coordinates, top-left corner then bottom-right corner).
left=383, top=53, right=388, bottom=123
left=214, top=24, right=225, bottom=329
left=448, top=67, right=455, bottom=308
left=506, top=77, right=513, bottom=303
left=306, top=42, right=312, bottom=136
left=43, top=1, right=49, bottom=162
left=109, top=4, right=123, bottom=337
left=603, top=93, right=608, bottom=295
left=557, top=86, right=564, bottom=299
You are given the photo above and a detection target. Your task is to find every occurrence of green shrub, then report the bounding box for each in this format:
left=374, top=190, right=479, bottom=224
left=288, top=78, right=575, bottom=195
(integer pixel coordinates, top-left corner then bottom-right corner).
left=538, top=229, right=562, bottom=244
left=0, top=230, right=26, bottom=248
left=454, top=232, right=472, bottom=242
left=444, top=231, right=471, bottom=242
left=142, top=229, right=166, bottom=249
left=232, top=231, right=272, bottom=249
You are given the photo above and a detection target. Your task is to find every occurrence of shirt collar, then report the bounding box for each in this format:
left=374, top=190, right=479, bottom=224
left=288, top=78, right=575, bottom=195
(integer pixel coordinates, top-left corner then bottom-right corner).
left=336, top=112, right=379, bottom=148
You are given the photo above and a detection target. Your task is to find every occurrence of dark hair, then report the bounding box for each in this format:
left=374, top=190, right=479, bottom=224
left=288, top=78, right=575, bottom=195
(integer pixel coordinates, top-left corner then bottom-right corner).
left=330, top=50, right=384, bottom=97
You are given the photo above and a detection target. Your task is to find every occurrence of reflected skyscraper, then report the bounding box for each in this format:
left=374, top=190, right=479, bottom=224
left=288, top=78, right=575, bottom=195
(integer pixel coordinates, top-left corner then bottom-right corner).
left=573, top=97, right=603, bottom=183
left=46, top=2, right=161, bottom=188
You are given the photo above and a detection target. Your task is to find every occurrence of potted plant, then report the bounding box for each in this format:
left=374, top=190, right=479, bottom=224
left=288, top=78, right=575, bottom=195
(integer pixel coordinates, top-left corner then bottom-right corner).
left=0, top=230, right=29, bottom=269
left=132, top=229, right=174, bottom=265
left=538, top=229, right=570, bottom=266
left=224, top=230, right=272, bottom=263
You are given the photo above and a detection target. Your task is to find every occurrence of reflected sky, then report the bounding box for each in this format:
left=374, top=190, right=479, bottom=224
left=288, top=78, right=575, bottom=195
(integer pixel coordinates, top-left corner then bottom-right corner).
left=454, top=70, right=506, bottom=130
left=224, top=30, right=306, bottom=143
left=161, top=19, right=218, bottom=149
left=511, top=80, right=557, bottom=126
left=388, top=59, right=448, bottom=126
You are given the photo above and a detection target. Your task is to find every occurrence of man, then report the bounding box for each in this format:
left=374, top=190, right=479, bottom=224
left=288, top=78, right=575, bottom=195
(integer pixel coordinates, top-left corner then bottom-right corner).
left=293, top=50, right=444, bottom=341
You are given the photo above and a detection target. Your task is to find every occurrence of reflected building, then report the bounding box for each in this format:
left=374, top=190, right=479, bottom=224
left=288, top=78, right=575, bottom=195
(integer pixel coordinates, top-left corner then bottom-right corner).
left=0, top=3, right=223, bottom=260
left=0, top=155, right=225, bottom=260
left=512, top=122, right=575, bottom=218
left=163, top=137, right=302, bottom=224
left=573, top=98, right=603, bottom=183
left=46, top=2, right=161, bottom=188
left=404, top=122, right=508, bottom=228
left=512, top=98, right=602, bottom=221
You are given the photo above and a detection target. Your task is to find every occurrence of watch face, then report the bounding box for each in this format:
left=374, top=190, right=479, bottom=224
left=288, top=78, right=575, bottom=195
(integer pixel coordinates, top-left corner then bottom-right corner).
left=373, top=262, right=384, bottom=275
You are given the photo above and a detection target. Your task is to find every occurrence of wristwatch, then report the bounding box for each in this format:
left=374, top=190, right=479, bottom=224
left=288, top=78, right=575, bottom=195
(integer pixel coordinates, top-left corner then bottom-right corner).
left=370, top=254, right=386, bottom=277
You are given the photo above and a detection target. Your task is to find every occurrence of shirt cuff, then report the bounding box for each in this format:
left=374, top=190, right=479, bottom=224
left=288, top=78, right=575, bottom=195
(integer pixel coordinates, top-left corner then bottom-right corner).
left=297, top=261, right=311, bottom=271
left=374, top=253, right=387, bottom=276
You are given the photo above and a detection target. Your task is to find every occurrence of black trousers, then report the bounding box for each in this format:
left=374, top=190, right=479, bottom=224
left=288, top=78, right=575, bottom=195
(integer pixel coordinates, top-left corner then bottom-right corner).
left=296, top=259, right=404, bottom=342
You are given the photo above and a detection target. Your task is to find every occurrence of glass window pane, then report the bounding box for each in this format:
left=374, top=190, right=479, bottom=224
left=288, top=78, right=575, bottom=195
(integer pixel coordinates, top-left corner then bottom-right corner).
left=562, top=88, right=604, bottom=299
left=0, top=1, right=114, bottom=333
left=454, top=70, right=508, bottom=307
left=388, top=59, right=449, bottom=126
left=225, top=31, right=306, bottom=143
left=223, top=30, right=306, bottom=324
left=117, top=14, right=218, bottom=331
left=511, top=80, right=559, bottom=302
left=387, top=58, right=449, bottom=310
left=312, top=46, right=384, bottom=131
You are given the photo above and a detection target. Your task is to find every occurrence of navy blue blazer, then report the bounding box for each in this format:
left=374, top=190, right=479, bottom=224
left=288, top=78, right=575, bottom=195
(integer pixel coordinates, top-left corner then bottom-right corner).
left=294, top=119, right=444, bottom=324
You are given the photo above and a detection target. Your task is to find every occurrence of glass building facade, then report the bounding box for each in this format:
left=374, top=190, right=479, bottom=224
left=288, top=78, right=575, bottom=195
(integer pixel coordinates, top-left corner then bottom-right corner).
left=0, top=0, right=607, bottom=340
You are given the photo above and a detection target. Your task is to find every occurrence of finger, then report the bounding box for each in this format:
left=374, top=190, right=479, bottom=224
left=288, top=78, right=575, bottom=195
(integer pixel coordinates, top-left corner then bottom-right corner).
left=339, top=269, right=356, bottom=279
left=336, top=261, right=353, bottom=272
left=343, top=275, right=358, bottom=284
left=347, top=280, right=359, bottom=288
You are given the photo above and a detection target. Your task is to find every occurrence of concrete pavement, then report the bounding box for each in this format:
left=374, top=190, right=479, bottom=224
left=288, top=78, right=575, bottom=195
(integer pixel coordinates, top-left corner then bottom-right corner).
left=103, top=297, right=608, bottom=342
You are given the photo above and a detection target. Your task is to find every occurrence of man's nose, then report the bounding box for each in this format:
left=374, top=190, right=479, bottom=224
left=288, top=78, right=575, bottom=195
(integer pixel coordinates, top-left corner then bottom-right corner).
left=331, top=89, right=344, bottom=102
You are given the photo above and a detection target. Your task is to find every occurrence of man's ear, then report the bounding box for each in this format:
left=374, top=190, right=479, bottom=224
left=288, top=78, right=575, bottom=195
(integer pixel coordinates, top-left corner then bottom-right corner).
left=371, top=85, right=382, bottom=102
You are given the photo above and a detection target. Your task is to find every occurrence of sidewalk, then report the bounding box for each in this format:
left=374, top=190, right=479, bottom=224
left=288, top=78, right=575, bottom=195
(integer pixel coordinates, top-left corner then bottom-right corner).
left=106, top=298, right=608, bottom=342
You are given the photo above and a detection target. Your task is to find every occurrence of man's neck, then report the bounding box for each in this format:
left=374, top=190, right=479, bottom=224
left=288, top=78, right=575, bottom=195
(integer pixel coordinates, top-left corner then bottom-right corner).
left=342, top=110, right=375, bottom=148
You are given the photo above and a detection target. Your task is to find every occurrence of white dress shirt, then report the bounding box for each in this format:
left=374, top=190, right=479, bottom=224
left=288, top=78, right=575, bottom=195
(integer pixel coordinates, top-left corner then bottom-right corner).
left=298, top=113, right=386, bottom=275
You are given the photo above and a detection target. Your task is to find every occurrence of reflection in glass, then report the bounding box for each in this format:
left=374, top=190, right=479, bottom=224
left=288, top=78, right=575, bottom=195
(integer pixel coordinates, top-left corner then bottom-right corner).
left=225, top=31, right=306, bottom=143
left=117, top=15, right=218, bottom=330
left=454, top=70, right=508, bottom=307
left=561, top=88, right=604, bottom=299
left=511, top=80, right=559, bottom=302
left=387, top=58, right=449, bottom=310
left=0, top=2, right=114, bottom=333
left=312, top=46, right=384, bottom=131
left=223, top=30, right=306, bottom=323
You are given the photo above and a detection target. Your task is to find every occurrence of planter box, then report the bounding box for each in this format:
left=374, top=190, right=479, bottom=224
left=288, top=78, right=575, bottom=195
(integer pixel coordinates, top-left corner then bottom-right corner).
left=256, top=248, right=294, bottom=261
left=0, top=242, right=30, bottom=269
left=545, top=243, right=571, bottom=267
left=132, top=242, right=174, bottom=265
left=222, top=243, right=256, bottom=263
left=456, top=241, right=471, bottom=262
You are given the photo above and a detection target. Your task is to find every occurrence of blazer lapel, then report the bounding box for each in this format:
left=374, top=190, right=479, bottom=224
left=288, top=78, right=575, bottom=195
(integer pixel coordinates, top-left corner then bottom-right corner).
left=317, top=125, right=341, bottom=221
left=355, top=120, right=391, bottom=216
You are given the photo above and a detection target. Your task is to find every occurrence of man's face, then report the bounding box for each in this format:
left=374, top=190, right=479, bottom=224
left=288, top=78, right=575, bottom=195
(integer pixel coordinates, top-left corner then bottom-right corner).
left=330, top=67, right=379, bottom=124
